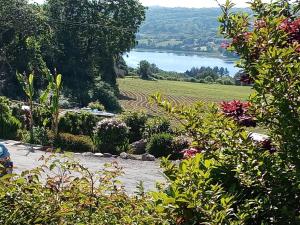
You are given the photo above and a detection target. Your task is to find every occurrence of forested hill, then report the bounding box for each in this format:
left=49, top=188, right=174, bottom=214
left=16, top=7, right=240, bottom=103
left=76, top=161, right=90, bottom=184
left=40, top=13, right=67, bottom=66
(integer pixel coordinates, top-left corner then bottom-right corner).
left=136, top=7, right=248, bottom=54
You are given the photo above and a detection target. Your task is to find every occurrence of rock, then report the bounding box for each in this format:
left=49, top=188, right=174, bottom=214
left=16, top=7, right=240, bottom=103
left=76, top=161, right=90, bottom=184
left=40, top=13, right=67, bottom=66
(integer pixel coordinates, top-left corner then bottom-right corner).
left=94, top=153, right=104, bottom=157
left=82, top=152, right=94, bottom=157
left=120, top=152, right=128, bottom=159
left=103, top=153, right=113, bottom=158
left=249, top=133, right=269, bottom=142
left=141, top=153, right=155, bottom=161
left=112, top=155, right=118, bottom=158
left=127, top=154, right=138, bottom=160
left=130, top=139, right=147, bottom=155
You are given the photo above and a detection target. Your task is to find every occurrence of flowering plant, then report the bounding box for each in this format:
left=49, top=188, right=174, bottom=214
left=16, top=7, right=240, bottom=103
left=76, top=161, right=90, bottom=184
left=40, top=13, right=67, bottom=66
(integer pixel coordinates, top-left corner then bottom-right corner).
left=94, top=118, right=129, bottom=154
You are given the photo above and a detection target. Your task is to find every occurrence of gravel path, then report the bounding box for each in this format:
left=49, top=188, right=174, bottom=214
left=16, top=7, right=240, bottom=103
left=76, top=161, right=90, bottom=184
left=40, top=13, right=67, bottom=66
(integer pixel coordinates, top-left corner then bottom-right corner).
left=1, top=140, right=166, bottom=193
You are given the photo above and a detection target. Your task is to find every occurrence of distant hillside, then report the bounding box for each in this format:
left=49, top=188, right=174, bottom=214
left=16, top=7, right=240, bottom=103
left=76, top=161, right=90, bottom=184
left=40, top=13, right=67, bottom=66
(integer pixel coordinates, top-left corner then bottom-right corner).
left=136, top=7, right=248, bottom=54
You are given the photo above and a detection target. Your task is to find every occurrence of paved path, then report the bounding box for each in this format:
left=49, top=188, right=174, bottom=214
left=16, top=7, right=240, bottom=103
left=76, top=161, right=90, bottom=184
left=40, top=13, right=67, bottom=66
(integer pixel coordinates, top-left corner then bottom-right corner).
left=1, top=140, right=166, bottom=193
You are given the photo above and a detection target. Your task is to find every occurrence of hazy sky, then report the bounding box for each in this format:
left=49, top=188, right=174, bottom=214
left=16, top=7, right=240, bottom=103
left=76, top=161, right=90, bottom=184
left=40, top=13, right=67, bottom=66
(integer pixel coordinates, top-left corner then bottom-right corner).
left=31, top=0, right=261, bottom=8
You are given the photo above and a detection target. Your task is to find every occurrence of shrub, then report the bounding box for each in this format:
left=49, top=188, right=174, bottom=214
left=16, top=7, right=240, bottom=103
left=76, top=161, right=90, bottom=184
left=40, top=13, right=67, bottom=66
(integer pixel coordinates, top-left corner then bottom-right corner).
left=143, top=117, right=171, bottom=139
left=121, top=111, right=148, bottom=143
left=204, top=75, right=213, bottom=83
left=0, top=158, right=165, bottom=224
left=146, top=133, right=173, bottom=158
left=94, top=118, right=129, bottom=154
left=21, top=127, right=51, bottom=146
left=58, top=112, right=100, bottom=136
left=54, top=133, right=94, bottom=152
left=219, top=0, right=300, bottom=167
left=0, top=97, right=21, bottom=140
left=88, top=101, right=105, bottom=111
left=151, top=91, right=300, bottom=224
left=90, top=81, right=122, bottom=112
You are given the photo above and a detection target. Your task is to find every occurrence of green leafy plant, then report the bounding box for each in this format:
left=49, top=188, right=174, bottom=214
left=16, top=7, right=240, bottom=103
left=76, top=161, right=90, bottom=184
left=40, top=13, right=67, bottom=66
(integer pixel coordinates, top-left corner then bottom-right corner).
left=44, top=71, right=63, bottom=139
left=218, top=0, right=300, bottom=167
left=0, top=157, right=164, bottom=224
left=53, top=133, right=94, bottom=152
left=121, top=111, right=148, bottom=143
left=58, top=111, right=100, bottom=137
left=17, top=72, right=35, bottom=142
left=146, top=133, right=174, bottom=157
left=0, top=97, right=21, bottom=140
left=143, top=116, right=171, bottom=139
left=88, top=101, right=105, bottom=111
left=150, top=90, right=300, bottom=224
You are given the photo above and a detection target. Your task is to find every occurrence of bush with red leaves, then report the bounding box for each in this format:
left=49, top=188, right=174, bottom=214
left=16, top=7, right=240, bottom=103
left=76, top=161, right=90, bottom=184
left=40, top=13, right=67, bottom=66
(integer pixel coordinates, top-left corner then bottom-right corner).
left=279, top=18, right=300, bottom=52
left=220, top=100, right=256, bottom=127
left=180, top=147, right=201, bottom=159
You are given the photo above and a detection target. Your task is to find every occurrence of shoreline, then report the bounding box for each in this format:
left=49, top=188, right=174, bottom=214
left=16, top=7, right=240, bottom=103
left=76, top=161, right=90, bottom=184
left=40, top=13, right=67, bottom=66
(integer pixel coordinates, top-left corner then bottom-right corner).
left=131, top=48, right=238, bottom=63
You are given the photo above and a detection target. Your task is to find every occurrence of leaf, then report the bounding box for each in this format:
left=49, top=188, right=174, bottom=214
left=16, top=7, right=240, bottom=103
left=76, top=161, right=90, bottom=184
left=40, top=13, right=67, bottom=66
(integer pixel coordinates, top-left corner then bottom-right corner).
left=29, top=73, right=34, bottom=86
left=56, top=74, right=62, bottom=87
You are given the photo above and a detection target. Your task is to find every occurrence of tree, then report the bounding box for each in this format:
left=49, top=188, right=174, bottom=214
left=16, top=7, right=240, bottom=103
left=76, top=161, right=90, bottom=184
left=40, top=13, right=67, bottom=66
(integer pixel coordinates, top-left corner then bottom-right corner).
left=138, top=60, right=152, bottom=79
left=45, top=0, right=145, bottom=104
left=0, top=0, right=49, bottom=98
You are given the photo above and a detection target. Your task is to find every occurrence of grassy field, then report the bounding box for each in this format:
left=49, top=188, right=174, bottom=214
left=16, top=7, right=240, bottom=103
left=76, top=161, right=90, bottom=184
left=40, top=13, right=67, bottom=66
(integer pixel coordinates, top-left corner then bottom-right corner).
left=118, top=78, right=253, bottom=113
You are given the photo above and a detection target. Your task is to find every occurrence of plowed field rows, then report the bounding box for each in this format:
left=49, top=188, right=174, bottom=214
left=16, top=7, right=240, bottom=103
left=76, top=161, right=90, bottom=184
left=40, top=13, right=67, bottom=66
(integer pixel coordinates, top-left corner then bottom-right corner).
left=118, top=78, right=252, bottom=114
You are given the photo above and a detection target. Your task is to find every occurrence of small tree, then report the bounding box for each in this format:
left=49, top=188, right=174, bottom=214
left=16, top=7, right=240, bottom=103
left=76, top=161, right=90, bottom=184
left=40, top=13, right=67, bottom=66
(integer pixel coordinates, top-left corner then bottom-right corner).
left=138, top=60, right=152, bottom=79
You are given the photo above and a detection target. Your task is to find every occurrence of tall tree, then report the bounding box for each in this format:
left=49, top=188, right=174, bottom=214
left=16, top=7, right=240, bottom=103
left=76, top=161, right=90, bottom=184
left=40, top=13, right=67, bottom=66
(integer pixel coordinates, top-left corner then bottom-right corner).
left=0, top=0, right=49, bottom=98
left=45, top=0, right=145, bottom=104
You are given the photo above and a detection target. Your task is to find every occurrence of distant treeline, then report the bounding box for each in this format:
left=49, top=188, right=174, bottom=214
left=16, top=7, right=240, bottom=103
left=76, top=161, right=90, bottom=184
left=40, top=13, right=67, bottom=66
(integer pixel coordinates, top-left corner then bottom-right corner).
left=128, top=60, right=243, bottom=86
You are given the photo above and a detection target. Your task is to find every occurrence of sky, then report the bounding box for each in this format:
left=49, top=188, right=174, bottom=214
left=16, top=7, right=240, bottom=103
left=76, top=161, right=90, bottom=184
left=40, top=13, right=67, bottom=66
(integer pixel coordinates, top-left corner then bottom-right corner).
left=31, top=0, right=263, bottom=8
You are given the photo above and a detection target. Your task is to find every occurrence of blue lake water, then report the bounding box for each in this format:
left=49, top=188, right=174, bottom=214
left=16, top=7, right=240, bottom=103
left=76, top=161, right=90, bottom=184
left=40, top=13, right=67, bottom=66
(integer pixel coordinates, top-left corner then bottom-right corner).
left=124, top=50, right=239, bottom=76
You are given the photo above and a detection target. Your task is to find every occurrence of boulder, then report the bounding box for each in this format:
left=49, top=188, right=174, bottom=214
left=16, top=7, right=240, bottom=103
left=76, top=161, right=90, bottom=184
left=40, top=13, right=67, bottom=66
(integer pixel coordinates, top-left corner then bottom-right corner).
left=130, top=139, right=147, bottom=155
left=94, top=153, right=104, bottom=157
left=103, top=153, right=113, bottom=158
left=141, top=153, right=155, bottom=161
left=82, top=152, right=94, bottom=157
left=127, top=154, right=138, bottom=160
left=120, top=152, right=128, bottom=159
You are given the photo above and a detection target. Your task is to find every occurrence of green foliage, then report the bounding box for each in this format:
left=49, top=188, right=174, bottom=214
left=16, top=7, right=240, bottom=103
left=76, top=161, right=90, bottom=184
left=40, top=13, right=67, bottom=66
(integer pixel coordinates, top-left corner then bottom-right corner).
left=137, top=60, right=153, bottom=79
left=43, top=72, right=63, bottom=138
left=53, top=133, right=94, bottom=152
left=121, top=111, right=148, bottom=143
left=171, top=135, right=191, bottom=159
left=21, top=126, right=50, bottom=146
left=216, top=77, right=235, bottom=85
left=150, top=89, right=300, bottom=224
left=58, top=112, right=100, bottom=137
left=88, top=101, right=105, bottom=111
left=143, top=117, right=171, bottom=139
left=1, top=0, right=145, bottom=108
left=0, top=0, right=48, bottom=98
left=0, top=97, right=21, bottom=140
left=219, top=0, right=300, bottom=172
left=146, top=133, right=174, bottom=158
left=0, top=158, right=164, bottom=224
left=94, top=119, right=129, bottom=154
left=90, top=81, right=122, bottom=112
left=17, top=72, right=35, bottom=142
left=46, top=0, right=145, bottom=103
